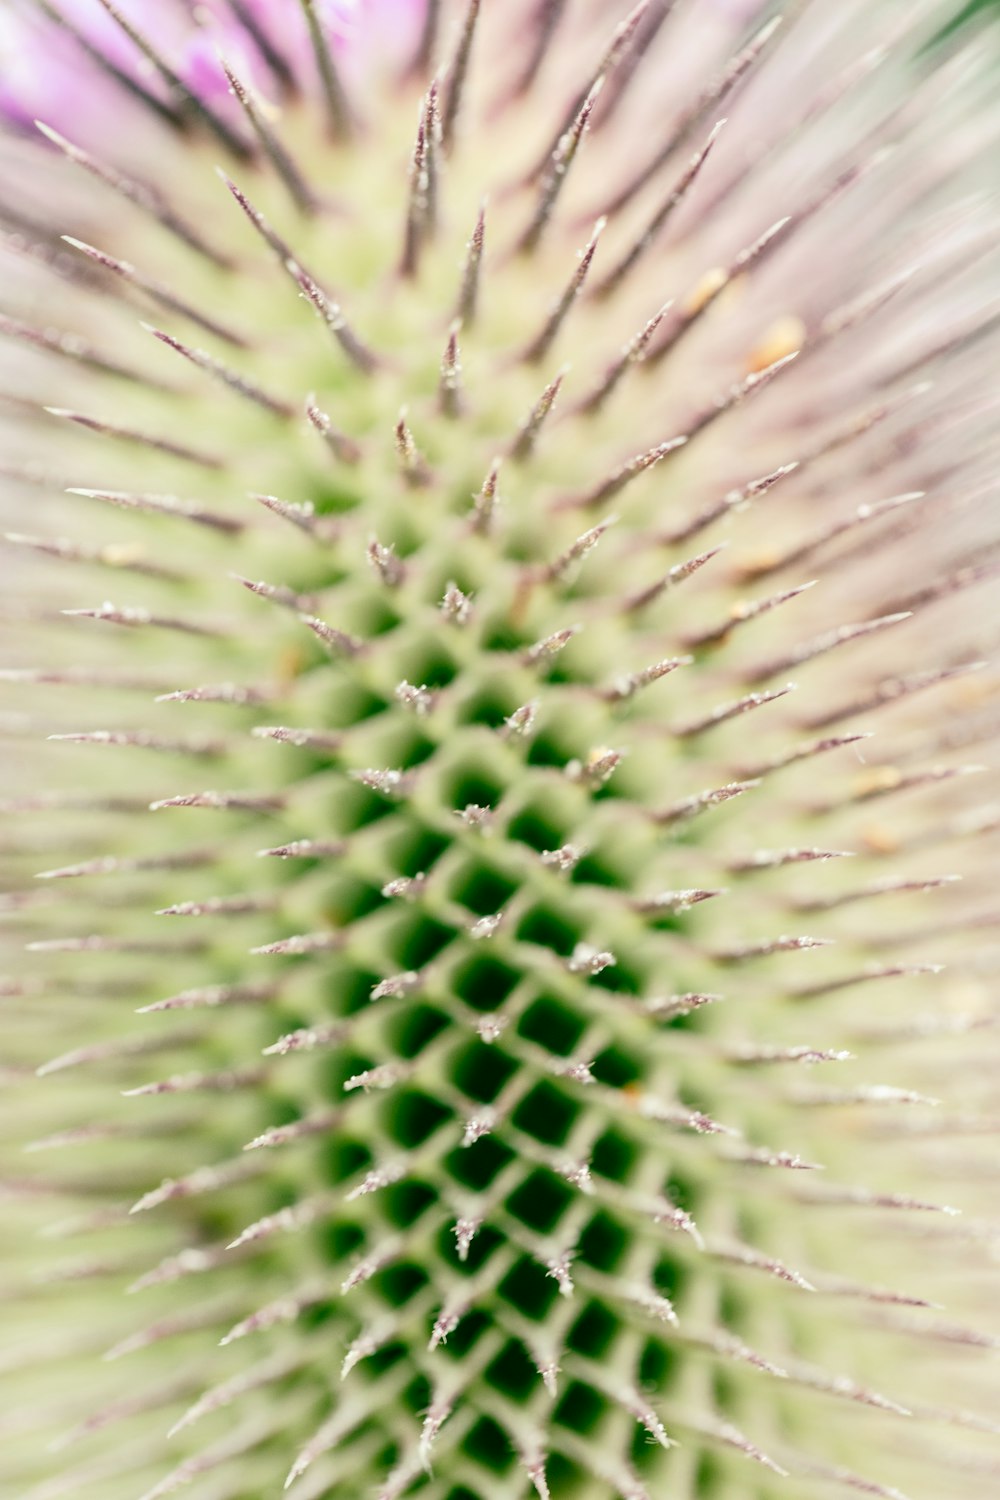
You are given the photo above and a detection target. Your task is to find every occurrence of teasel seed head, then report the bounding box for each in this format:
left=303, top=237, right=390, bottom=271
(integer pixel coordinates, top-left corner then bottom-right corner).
left=1, top=2, right=999, bottom=1498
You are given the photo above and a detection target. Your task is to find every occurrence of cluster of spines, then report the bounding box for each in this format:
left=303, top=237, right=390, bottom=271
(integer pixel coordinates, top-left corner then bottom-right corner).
left=1, top=2, right=999, bottom=1499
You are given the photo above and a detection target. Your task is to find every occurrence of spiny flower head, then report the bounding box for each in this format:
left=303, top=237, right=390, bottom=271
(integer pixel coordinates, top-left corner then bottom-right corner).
left=1, top=3, right=999, bottom=1499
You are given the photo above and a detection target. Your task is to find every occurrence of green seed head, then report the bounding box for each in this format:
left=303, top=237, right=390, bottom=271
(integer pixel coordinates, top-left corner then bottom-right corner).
left=1, top=3, right=999, bottom=1499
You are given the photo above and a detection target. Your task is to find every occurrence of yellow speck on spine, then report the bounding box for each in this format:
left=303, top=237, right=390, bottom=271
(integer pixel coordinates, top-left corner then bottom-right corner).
left=746, top=314, right=806, bottom=374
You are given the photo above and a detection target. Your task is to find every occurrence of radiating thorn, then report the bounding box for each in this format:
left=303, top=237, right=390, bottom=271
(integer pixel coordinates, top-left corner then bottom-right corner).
left=218, top=168, right=300, bottom=262
left=623, top=546, right=724, bottom=614
left=0, top=311, right=169, bottom=387
left=529, top=0, right=651, bottom=180
left=738, top=731, right=871, bottom=781
left=739, top=492, right=924, bottom=581
left=793, top=962, right=944, bottom=1002
left=563, top=436, right=687, bottom=512
left=419, top=1394, right=454, bottom=1471
left=93, top=0, right=253, bottom=156
left=457, top=201, right=487, bottom=325
left=510, top=369, right=567, bottom=462
left=545, top=1249, right=575, bottom=1296
left=456, top=803, right=494, bottom=831
left=673, top=684, right=794, bottom=739
left=519, top=82, right=603, bottom=257
left=252, top=725, right=341, bottom=752
left=523, top=625, right=578, bottom=666
left=253, top=932, right=341, bottom=959
left=261, top=1019, right=345, bottom=1057
left=6, top=529, right=181, bottom=580
left=345, top=1063, right=409, bottom=1094
left=604, top=15, right=783, bottom=217
left=136, top=982, right=278, bottom=1015
left=712, top=1241, right=814, bottom=1292
left=633, top=888, right=723, bottom=916
left=46, top=729, right=223, bottom=757
left=501, top=701, right=538, bottom=739
left=644, top=993, right=720, bottom=1024
left=684, top=351, right=800, bottom=448
left=62, top=602, right=221, bottom=636
left=367, top=537, right=406, bottom=589
left=300, top=613, right=364, bottom=657
left=220, top=59, right=318, bottom=214
left=351, top=767, right=414, bottom=799
left=67, top=485, right=243, bottom=534
left=542, top=517, right=614, bottom=585
left=717, top=934, right=834, bottom=963
left=477, top=1014, right=508, bottom=1045
left=522, top=1453, right=551, bottom=1500
left=103, top=1308, right=228, bottom=1363
left=347, top=1160, right=409, bottom=1204
left=35, top=1030, right=198, bottom=1077
left=539, top=843, right=585, bottom=875
left=220, top=1286, right=321, bottom=1345
left=395, top=410, right=433, bottom=486
left=648, top=216, right=794, bottom=370
left=424, top=79, right=442, bottom=230
left=401, top=91, right=432, bottom=276
left=728, top=847, right=854, bottom=873
left=575, top=298, right=673, bottom=417
left=245, top=1111, right=340, bottom=1151
left=550, top=1056, right=596, bottom=1085
left=128, top=1158, right=253, bottom=1216
left=624, top=1392, right=672, bottom=1450
left=305, top=396, right=362, bottom=464
left=288, top=263, right=379, bottom=373
left=469, top=912, right=504, bottom=941
left=794, top=1084, right=940, bottom=1108
left=441, top=0, right=482, bottom=151
left=462, top=1110, right=496, bottom=1145
left=434, top=573, right=473, bottom=621
left=60, top=235, right=246, bottom=345
left=43, top=407, right=222, bottom=468
left=437, top=320, right=465, bottom=419
left=685, top=581, right=816, bottom=652
left=37, top=122, right=233, bottom=266
left=729, top=1147, right=822, bottom=1172
left=150, top=789, right=284, bottom=812
left=157, top=893, right=275, bottom=918
left=31, top=0, right=186, bottom=129
left=728, top=1044, right=852, bottom=1066
left=567, top=942, right=615, bottom=976
left=298, top=0, right=353, bottom=138
left=156, top=682, right=272, bottom=705
left=654, top=779, right=758, bottom=825
left=595, top=119, right=726, bottom=298
left=566, top=747, right=622, bottom=789
left=522, top=219, right=605, bottom=364
left=747, top=613, right=913, bottom=684
left=257, top=838, right=345, bottom=859
left=37, top=848, right=218, bottom=882
left=796, top=872, right=961, bottom=916
left=382, top=872, right=428, bottom=901
left=804, top=661, right=988, bottom=732
left=234, top=574, right=316, bottom=614
left=605, top=655, right=689, bottom=703
left=341, top=1320, right=394, bottom=1378
left=506, top=0, right=568, bottom=98
left=122, top=1065, right=264, bottom=1098
left=168, top=1352, right=298, bottom=1437
left=662, top=463, right=799, bottom=549
left=395, top=682, right=436, bottom=717
left=371, top=971, right=422, bottom=1002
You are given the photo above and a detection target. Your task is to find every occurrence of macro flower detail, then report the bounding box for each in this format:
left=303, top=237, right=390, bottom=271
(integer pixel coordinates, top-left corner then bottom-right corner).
left=1, top=2, right=999, bottom=1499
